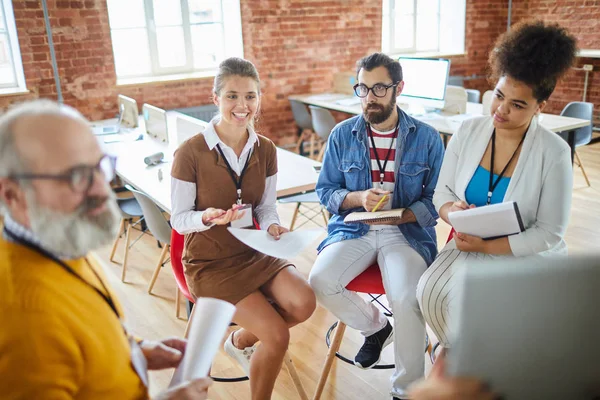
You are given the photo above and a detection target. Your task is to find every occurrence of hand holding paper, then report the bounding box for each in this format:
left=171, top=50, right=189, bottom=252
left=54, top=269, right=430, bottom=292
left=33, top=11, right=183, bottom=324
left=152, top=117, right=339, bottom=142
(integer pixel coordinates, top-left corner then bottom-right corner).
left=170, top=298, right=236, bottom=386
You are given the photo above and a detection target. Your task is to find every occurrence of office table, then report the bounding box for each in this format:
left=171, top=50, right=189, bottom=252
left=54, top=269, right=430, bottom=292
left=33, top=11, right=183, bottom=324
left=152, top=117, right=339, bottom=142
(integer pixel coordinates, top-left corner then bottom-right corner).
left=289, top=93, right=590, bottom=162
left=97, top=111, right=321, bottom=214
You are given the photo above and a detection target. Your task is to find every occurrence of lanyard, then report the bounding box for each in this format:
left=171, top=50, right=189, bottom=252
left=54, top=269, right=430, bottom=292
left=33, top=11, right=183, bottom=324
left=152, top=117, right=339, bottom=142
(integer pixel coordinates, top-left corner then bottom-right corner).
left=216, top=144, right=252, bottom=205
left=3, top=227, right=121, bottom=319
left=367, top=121, right=399, bottom=186
left=487, top=129, right=526, bottom=205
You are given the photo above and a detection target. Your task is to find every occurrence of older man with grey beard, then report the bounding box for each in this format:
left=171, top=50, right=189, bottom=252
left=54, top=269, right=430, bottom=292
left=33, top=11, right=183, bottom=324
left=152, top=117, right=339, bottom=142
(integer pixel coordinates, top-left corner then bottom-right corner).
left=0, top=100, right=210, bottom=399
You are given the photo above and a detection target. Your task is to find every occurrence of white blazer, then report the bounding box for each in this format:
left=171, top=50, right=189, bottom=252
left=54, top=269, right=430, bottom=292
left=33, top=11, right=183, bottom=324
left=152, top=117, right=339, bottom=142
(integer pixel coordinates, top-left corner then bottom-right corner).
left=434, top=115, right=572, bottom=257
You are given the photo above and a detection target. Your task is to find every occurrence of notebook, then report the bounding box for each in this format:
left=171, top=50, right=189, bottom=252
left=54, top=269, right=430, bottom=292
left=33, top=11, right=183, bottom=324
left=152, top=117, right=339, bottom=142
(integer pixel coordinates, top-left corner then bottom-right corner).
left=448, top=201, right=524, bottom=239
left=344, top=209, right=405, bottom=224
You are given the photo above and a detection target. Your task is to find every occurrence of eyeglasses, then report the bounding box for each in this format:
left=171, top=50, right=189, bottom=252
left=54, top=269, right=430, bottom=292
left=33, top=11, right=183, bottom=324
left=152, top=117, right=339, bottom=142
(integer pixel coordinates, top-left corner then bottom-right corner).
left=353, top=82, right=399, bottom=98
left=9, top=154, right=117, bottom=193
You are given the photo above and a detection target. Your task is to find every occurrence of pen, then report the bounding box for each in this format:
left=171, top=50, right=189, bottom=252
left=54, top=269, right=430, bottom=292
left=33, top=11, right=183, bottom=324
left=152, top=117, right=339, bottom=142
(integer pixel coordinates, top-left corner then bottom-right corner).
left=445, top=185, right=461, bottom=201
left=371, top=194, right=388, bottom=212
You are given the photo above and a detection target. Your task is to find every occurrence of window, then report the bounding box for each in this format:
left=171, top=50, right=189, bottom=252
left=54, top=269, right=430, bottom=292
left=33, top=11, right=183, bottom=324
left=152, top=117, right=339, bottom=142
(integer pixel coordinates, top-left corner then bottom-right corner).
left=382, top=0, right=465, bottom=56
left=107, top=0, right=243, bottom=81
left=0, top=0, right=26, bottom=92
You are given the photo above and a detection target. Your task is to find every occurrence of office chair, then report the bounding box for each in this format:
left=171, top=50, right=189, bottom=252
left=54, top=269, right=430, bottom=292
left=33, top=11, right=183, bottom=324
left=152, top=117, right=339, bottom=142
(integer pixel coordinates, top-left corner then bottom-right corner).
left=109, top=190, right=146, bottom=282
left=308, top=105, right=336, bottom=162
left=557, top=102, right=594, bottom=186
left=465, top=89, right=481, bottom=103
left=481, top=90, right=494, bottom=115
left=126, top=185, right=172, bottom=293
left=289, top=99, right=316, bottom=156
left=442, top=86, right=468, bottom=114
left=170, top=229, right=309, bottom=399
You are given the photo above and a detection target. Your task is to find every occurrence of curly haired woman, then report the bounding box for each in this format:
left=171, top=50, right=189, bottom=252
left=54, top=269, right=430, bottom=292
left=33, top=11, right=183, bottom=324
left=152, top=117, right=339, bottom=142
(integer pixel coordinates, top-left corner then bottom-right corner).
left=416, top=21, right=578, bottom=348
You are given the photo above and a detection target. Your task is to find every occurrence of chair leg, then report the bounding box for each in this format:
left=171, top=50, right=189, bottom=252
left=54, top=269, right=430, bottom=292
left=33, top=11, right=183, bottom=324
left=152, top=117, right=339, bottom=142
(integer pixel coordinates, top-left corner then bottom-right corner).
left=289, top=202, right=301, bottom=231
left=309, top=134, right=317, bottom=160
left=184, top=304, right=196, bottom=339
left=175, top=287, right=181, bottom=319
left=109, top=219, right=125, bottom=262
left=575, top=151, right=591, bottom=187
left=313, top=321, right=346, bottom=400
left=284, top=351, right=309, bottom=400
left=147, top=244, right=169, bottom=294
left=316, top=141, right=327, bottom=162
left=121, top=223, right=132, bottom=282
left=320, top=207, right=329, bottom=226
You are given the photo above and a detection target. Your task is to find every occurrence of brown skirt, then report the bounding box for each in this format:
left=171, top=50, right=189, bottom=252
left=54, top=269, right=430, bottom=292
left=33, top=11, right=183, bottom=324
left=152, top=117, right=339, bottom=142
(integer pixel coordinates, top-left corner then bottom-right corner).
left=184, top=249, right=291, bottom=304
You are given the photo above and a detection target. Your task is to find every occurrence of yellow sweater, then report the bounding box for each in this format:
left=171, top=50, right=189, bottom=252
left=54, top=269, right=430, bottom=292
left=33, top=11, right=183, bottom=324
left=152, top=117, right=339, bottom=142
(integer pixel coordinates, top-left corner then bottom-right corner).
left=0, top=237, right=148, bottom=400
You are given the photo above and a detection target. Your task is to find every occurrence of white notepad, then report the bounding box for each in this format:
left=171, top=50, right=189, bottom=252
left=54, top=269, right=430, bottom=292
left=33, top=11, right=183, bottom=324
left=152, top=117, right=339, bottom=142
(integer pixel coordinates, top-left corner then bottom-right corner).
left=448, top=201, right=524, bottom=239
left=344, top=209, right=405, bottom=224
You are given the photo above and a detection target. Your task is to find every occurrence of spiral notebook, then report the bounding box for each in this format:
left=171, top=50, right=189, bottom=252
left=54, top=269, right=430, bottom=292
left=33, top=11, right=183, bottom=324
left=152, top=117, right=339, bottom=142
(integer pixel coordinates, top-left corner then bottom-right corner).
left=344, top=209, right=405, bottom=224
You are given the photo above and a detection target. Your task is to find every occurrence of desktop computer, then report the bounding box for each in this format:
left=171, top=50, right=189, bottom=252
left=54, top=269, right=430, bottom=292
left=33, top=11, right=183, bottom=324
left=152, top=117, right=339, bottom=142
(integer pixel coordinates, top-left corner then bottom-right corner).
left=397, top=57, right=451, bottom=115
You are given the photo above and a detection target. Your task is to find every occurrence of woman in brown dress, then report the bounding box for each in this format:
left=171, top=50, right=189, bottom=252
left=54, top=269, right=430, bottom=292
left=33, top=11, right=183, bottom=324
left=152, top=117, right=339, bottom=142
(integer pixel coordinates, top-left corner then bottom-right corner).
left=170, top=57, right=316, bottom=399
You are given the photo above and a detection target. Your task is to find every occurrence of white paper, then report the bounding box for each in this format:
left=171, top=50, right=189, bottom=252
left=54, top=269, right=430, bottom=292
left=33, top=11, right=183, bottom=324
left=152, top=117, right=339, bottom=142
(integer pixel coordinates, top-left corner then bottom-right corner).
left=227, top=228, right=323, bottom=259
left=448, top=201, right=522, bottom=239
left=170, top=297, right=236, bottom=386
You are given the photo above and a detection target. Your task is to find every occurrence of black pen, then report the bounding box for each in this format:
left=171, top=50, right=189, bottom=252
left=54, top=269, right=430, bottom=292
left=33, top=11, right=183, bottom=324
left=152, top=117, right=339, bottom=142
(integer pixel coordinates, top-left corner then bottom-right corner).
left=445, top=185, right=461, bottom=202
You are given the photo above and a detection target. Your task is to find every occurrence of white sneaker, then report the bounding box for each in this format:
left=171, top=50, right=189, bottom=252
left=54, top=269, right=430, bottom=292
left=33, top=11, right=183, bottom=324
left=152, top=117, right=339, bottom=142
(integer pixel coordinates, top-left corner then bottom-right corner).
left=223, top=330, right=256, bottom=376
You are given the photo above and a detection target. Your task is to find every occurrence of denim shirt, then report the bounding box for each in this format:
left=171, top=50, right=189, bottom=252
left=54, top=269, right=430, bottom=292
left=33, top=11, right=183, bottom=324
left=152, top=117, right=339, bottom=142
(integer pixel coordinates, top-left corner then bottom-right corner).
left=316, top=107, right=445, bottom=266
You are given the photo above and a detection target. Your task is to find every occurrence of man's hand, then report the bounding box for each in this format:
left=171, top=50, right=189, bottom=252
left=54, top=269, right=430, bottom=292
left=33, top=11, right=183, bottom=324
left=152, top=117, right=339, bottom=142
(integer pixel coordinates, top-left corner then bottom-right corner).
left=360, top=188, right=390, bottom=211
left=141, top=337, right=186, bottom=370
left=154, top=377, right=212, bottom=400
left=267, top=224, right=289, bottom=240
left=409, top=354, right=497, bottom=400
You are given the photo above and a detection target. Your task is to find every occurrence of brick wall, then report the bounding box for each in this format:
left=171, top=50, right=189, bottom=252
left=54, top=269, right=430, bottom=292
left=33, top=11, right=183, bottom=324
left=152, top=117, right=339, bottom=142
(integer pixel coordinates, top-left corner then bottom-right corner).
left=0, top=0, right=598, bottom=144
left=0, top=0, right=381, bottom=142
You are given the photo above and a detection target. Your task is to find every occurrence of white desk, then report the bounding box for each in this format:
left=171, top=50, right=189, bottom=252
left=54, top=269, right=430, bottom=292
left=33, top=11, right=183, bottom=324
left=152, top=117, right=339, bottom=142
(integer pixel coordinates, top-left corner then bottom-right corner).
left=289, top=93, right=591, bottom=162
left=97, top=111, right=321, bottom=214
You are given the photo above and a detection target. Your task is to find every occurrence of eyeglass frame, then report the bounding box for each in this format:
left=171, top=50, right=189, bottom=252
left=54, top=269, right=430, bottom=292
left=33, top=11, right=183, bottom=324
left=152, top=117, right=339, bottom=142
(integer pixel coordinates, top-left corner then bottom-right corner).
left=7, top=154, right=117, bottom=193
left=353, top=82, right=400, bottom=98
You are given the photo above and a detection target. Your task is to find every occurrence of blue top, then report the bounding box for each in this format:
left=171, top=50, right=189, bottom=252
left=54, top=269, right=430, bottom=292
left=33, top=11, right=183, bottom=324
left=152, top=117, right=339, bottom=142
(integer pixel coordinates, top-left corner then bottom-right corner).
left=465, top=165, right=511, bottom=207
left=316, top=107, right=445, bottom=266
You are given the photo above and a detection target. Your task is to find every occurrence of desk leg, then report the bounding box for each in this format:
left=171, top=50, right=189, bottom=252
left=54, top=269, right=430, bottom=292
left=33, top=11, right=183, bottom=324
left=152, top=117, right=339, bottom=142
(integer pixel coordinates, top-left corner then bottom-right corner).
left=568, top=130, right=575, bottom=165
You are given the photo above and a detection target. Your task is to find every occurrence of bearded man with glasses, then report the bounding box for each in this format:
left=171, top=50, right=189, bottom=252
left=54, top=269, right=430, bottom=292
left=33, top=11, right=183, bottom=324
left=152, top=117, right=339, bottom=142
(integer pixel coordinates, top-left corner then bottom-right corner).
left=309, top=53, right=445, bottom=400
left=0, top=100, right=211, bottom=399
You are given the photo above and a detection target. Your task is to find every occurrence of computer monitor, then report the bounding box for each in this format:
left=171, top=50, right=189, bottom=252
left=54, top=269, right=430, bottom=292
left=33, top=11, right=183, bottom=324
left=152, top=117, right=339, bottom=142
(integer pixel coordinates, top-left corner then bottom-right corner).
left=397, top=57, right=451, bottom=113
left=142, top=103, right=168, bottom=143
left=117, top=94, right=139, bottom=128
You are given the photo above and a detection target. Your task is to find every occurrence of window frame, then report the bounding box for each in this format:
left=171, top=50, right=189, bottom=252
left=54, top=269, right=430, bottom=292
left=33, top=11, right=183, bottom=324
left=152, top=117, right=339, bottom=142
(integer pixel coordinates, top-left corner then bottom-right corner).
left=108, top=0, right=242, bottom=80
left=382, top=0, right=465, bottom=58
left=0, top=0, right=26, bottom=92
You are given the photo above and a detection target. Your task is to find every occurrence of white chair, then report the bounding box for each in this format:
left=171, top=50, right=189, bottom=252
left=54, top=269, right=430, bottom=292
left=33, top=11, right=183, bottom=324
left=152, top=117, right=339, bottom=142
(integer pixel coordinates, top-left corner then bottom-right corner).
left=308, top=105, right=336, bottom=162
left=442, top=85, right=468, bottom=114
left=557, top=102, right=594, bottom=186
left=482, top=90, right=494, bottom=115
left=466, top=89, right=481, bottom=103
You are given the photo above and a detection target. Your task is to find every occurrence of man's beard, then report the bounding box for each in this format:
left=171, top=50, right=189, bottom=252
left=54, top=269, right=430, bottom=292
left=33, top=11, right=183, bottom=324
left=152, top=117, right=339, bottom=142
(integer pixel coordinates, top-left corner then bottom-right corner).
left=25, top=187, right=121, bottom=259
left=363, top=97, right=396, bottom=125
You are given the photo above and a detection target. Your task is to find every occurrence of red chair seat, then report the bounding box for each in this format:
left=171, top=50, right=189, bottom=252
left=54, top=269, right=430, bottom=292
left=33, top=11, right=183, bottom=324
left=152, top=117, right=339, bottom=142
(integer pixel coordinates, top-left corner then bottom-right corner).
left=344, top=229, right=455, bottom=296
left=345, top=264, right=385, bottom=294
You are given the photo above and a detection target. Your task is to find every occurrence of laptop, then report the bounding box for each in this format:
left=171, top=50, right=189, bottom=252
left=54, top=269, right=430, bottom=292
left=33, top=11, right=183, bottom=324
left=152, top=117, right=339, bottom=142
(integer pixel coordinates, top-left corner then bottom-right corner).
left=448, top=256, right=600, bottom=400
left=92, top=103, right=124, bottom=135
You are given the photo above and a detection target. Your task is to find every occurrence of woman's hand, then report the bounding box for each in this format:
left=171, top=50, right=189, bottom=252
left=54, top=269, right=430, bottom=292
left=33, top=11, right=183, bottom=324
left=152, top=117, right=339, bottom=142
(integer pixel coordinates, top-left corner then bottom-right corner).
left=202, top=205, right=245, bottom=226
left=267, top=224, right=289, bottom=240
left=448, top=201, right=475, bottom=213
left=454, top=232, right=487, bottom=253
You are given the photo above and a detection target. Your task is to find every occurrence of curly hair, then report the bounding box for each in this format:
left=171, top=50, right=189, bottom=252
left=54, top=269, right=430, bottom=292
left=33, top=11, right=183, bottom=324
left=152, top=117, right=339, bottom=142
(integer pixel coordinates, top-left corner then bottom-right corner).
left=488, top=21, right=578, bottom=102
